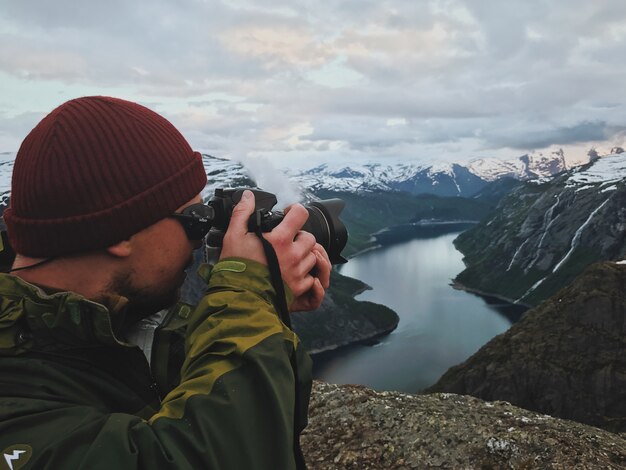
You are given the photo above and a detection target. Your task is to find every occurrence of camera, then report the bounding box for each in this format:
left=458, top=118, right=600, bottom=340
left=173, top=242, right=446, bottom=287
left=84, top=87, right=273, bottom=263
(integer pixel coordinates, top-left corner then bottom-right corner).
left=207, top=188, right=348, bottom=264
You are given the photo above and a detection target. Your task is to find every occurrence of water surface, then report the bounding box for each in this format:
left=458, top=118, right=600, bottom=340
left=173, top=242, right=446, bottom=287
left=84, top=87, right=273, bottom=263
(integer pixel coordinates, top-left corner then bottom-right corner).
left=313, top=232, right=526, bottom=392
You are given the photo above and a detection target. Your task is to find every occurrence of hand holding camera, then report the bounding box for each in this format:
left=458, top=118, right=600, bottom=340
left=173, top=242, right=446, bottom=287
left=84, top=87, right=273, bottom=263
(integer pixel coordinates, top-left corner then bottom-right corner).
left=221, top=191, right=332, bottom=311
left=177, top=188, right=347, bottom=312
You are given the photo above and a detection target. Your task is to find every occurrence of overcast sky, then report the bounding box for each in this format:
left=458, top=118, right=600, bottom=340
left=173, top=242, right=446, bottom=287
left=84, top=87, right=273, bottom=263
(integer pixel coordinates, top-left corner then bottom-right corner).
left=2, top=0, right=626, bottom=168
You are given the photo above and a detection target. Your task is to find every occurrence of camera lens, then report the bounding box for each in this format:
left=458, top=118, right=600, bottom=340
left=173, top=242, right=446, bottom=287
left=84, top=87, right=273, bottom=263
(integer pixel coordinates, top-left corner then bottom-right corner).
left=302, top=199, right=347, bottom=264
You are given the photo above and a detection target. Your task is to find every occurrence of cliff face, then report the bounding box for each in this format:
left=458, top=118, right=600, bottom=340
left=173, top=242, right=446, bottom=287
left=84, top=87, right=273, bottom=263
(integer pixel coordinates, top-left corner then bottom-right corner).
left=455, top=153, right=626, bottom=306
left=428, top=261, right=626, bottom=434
left=303, top=381, right=626, bottom=469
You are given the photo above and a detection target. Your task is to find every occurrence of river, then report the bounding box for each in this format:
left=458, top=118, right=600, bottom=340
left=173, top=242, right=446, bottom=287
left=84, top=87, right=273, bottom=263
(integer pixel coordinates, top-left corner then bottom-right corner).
left=312, top=231, right=527, bottom=393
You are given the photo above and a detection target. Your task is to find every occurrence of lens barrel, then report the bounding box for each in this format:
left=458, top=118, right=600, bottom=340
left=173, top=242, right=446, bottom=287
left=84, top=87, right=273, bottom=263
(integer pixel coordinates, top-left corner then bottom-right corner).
left=302, top=199, right=347, bottom=264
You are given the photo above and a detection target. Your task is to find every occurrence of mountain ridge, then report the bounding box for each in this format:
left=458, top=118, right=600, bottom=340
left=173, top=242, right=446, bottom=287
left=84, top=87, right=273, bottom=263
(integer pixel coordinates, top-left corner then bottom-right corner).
left=454, top=152, right=626, bottom=305
left=287, top=149, right=590, bottom=198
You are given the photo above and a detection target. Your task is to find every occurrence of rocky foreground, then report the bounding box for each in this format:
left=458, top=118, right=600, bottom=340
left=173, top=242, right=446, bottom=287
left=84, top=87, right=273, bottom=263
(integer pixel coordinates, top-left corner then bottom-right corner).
left=303, top=381, right=626, bottom=469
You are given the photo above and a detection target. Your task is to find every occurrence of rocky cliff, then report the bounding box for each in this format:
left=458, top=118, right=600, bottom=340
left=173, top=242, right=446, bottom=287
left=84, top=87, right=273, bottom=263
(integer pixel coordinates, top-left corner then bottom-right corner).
left=303, top=381, right=626, bottom=469
left=428, top=261, right=626, bottom=434
left=455, top=153, right=626, bottom=306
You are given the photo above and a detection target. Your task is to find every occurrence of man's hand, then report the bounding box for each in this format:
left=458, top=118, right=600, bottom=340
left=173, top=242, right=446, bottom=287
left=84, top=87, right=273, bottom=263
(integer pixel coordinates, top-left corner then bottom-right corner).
left=287, top=241, right=331, bottom=312
left=219, top=190, right=331, bottom=312
left=219, top=190, right=268, bottom=265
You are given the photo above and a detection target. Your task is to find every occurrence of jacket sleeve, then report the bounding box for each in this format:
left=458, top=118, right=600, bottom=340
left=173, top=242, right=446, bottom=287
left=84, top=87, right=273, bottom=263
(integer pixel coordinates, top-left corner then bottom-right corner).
left=78, top=258, right=312, bottom=469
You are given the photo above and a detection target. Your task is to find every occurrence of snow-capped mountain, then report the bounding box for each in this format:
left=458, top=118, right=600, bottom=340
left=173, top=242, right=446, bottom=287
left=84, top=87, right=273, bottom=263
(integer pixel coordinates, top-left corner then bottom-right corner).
left=0, top=153, right=15, bottom=213
left=200, top=154, right=256, bottom=200
left=288, top=149, right=584, bottom=198
left=454, top=152, right=626, bottom=306
left=564, top=150, right=626, bottom=188
left=0, top=148, right=599, bottom=210
left=289, top=162, right=488, bottom=197
left=468, top=149, right=572, bottom=182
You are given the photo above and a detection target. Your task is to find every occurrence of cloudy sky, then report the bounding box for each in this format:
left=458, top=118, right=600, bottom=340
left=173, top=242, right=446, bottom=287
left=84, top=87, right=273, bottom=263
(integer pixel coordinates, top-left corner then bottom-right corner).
left=2, top=0, right=626, bottom=168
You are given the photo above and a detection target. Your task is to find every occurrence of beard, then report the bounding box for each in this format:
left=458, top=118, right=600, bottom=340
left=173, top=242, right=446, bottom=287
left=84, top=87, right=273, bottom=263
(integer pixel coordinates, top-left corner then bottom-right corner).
left=106, top=269, right=183, bottom=327
left=103, top=246, right=200, bottom=328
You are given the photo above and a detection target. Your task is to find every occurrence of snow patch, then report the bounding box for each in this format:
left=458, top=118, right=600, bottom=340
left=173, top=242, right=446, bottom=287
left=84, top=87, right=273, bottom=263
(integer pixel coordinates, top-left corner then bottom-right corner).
left=601, top=185, right=617, bottom=193
left=552, top=198, right=611, bottom=273
left=566, top=153, right=626, bottom=187
left=0, top=152, right=16, bottom=194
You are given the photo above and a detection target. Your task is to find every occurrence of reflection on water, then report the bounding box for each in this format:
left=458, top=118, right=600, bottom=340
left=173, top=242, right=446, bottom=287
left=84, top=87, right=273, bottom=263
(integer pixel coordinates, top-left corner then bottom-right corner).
left=312, top=232, right=527, bottom=393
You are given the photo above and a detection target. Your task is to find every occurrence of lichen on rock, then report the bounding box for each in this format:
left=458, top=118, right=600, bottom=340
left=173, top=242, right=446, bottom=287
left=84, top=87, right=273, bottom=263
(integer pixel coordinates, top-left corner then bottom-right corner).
left=302, top=381, right=626, bottom=469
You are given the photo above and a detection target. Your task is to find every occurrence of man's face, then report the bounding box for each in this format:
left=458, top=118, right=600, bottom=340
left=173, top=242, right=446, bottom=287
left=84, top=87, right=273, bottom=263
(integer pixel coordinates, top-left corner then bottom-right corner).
left=110, top=194, right=203, bottom=320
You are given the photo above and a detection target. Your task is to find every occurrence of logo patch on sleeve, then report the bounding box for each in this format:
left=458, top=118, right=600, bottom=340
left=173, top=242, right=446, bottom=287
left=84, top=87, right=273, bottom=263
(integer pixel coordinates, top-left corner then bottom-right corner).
left=1, top=445, right=32, bottom=470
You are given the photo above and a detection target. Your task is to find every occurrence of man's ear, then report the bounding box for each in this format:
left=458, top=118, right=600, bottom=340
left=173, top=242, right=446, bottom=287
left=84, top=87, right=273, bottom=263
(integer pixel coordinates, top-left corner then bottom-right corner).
left=106, top=239, right=133, bottom=258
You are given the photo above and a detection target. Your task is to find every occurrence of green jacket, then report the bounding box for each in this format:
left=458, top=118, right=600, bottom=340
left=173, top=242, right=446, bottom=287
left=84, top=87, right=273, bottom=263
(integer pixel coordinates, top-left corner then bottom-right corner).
left=0, top=258, right=312, bottom=469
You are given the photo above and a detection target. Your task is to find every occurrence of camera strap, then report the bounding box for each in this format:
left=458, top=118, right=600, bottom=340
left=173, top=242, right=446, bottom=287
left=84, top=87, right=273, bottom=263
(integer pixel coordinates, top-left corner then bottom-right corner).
left=253, top=226, right=307, bottom=470
left=256, top=233, right=292, bottom=329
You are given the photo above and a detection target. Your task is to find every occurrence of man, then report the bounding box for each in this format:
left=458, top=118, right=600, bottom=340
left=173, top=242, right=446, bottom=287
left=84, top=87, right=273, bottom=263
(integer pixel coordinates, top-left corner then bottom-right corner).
left=0, top=96, right=330, bottom=469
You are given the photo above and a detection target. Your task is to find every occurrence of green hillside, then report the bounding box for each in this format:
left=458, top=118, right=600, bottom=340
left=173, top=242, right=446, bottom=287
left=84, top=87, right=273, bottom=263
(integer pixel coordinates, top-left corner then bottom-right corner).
left=314, top=189, right=494, bottom=257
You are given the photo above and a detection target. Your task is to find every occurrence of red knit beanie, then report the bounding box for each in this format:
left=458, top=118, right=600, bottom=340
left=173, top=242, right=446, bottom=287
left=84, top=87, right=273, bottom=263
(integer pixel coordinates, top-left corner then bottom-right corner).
left=4, top=96, right=207, bottom=257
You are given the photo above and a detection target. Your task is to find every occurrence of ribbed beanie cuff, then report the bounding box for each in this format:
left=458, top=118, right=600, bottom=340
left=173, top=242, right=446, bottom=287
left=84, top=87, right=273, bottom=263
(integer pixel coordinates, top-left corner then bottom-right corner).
left=4, top=96, right=208, bottom=257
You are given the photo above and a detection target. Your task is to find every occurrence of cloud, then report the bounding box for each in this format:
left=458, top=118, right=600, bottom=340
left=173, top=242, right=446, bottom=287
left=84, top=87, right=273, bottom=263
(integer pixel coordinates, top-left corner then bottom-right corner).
left=0, top=110, right=47, bottom=151
left=1, top=0, right=626, bottom=164
left=484, top=120, right=619, bottom=150
left=219, top=26, right=333, bottom=69
left=0, top=38, right=90, bottom=82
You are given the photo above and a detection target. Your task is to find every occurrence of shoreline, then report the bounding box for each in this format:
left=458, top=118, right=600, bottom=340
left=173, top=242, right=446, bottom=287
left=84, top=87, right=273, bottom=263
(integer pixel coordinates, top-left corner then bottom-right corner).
left=319, top=221, right=522, bottom=356
left=346, top=219, right=478, bottom=260
left=346, top=243, right=382, bottom=259
left=308, top=323, right=398, bottom=356
left=372, top=219, right=480, bottom=235
left=450, top=280, right=531, bottom=323
left=449, top=279, right=528, bottom=307
left=346, top=222, right=533, bottom=316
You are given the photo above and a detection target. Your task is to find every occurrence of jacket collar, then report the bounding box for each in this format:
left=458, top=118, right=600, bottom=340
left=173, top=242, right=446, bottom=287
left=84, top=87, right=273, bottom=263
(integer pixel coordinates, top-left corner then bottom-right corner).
left=0, top=273, right=133, bottom=354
